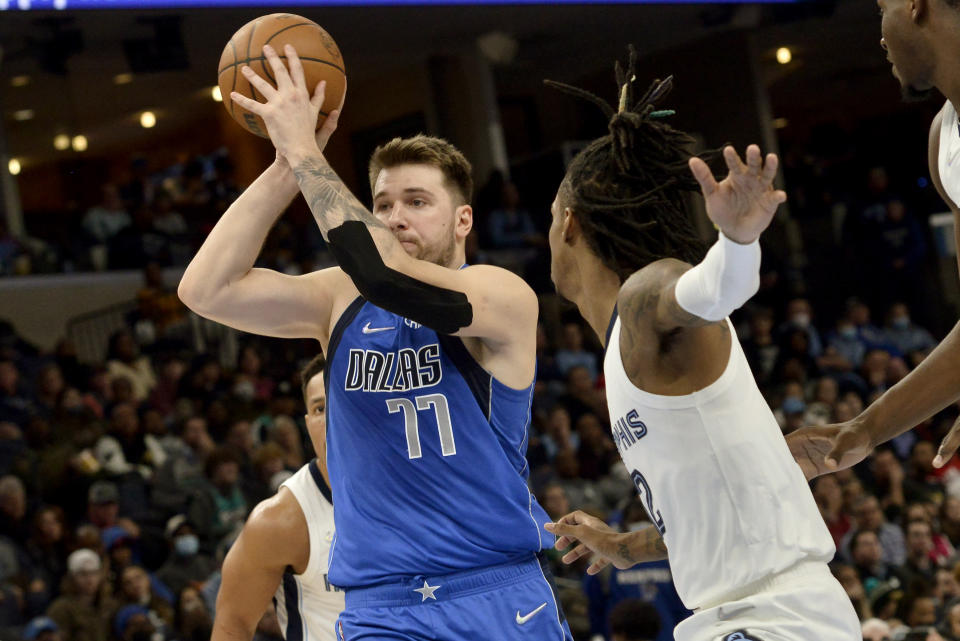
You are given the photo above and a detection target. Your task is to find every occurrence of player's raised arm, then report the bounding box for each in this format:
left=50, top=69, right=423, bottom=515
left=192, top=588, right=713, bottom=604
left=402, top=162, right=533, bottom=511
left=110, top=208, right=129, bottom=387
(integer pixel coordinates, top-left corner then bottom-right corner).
left=231, top=43, right=537, bottom=344
left=177, top=102, right=347, bottom=341
left=622, top=145, right=785, bottom=336
left=212, top=495, right=308, bottom=641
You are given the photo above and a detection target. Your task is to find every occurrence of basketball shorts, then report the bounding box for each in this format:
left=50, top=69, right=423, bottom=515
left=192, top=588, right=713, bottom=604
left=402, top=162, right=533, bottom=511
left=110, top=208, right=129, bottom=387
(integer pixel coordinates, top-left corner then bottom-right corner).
left=335, top=554, right=573, bottom=641
left=672, top=560, right=860, bottom=641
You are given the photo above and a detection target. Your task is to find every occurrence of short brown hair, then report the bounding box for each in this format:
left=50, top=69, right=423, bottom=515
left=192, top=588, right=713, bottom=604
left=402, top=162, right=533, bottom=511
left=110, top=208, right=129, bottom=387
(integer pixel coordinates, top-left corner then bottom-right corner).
left=299, top=353, right=326, bottom=403
left=368, top=135, right=473, bottom=205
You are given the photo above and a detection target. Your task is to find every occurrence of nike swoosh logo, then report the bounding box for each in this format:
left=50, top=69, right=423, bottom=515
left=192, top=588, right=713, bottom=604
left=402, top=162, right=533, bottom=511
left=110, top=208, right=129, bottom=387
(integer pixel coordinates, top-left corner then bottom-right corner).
left=717, top=603, right=755, bottom=621
left=515, top=602, right=547, bottom=625
left=361, top=322, right=394, bottom=334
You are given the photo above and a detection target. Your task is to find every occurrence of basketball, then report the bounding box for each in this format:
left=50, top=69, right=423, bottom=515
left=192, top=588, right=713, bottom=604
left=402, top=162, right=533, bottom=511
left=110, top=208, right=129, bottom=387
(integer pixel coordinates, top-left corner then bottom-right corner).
left=217, top=13, right=346, bottom=138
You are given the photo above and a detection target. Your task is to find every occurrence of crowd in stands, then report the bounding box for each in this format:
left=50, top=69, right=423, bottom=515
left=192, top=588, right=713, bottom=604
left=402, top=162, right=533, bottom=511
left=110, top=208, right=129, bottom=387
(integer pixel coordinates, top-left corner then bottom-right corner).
left=0, top=127, right=959, bottom=641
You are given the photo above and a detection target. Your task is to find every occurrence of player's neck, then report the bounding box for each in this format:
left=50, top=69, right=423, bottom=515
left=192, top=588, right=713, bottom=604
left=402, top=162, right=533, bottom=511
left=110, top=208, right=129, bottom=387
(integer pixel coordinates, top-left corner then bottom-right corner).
left=574, top=261, right=621, bottom=348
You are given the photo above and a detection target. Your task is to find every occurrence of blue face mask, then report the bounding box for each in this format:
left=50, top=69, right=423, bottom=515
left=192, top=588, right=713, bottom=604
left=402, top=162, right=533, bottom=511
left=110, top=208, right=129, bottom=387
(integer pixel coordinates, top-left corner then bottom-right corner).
left=174, top=534, right=199, bottom=557
left=892, top=317, right=909, bottom=330
left=839, top=326, right=857, bottom=340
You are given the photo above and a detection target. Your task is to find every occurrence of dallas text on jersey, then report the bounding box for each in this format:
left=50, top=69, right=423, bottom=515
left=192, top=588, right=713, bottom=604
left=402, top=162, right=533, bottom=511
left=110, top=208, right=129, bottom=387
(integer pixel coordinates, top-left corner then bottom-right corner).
left=344, top=344, right=442, bottom=393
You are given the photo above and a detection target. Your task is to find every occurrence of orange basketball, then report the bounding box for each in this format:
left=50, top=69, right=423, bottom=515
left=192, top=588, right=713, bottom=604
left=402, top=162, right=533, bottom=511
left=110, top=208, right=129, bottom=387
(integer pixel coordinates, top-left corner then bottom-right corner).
left=217, top=13, right=346, bottom=138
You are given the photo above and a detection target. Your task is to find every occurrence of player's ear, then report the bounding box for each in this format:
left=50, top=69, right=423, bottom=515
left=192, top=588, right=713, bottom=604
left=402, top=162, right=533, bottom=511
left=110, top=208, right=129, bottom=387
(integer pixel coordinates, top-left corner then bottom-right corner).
left=455, top=204, right=473, bottom=239
left=561, top=207, right=581, bottom=245
left=911, top=0, right=926, bottom=20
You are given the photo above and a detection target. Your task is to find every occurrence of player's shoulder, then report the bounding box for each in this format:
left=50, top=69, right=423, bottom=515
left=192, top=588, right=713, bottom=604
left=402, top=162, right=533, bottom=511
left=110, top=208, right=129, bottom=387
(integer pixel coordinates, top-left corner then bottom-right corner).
left=243, top=488, right=308, bottom=549
left=928, top=101, right=958, bottom=211
left=618, top=258, right=691, bottom=311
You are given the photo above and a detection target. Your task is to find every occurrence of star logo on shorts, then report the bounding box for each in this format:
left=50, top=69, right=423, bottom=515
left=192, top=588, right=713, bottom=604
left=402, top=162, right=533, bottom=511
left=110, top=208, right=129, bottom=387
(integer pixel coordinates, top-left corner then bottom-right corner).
left=724, top=632, right=762, bottom=641
left=413, top=580, right=440, bottom=601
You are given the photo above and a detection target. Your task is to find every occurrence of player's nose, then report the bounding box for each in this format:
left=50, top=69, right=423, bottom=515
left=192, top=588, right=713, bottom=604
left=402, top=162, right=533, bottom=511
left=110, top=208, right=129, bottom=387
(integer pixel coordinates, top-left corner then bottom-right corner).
left=386, top=203, right=407, bottom=229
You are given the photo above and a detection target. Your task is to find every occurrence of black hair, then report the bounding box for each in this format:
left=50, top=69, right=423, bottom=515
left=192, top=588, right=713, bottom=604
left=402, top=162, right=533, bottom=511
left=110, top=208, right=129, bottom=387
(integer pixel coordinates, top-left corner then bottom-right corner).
left=546, top=45, right=710, bottom=282
left=299, top=353, right=326, bottom=403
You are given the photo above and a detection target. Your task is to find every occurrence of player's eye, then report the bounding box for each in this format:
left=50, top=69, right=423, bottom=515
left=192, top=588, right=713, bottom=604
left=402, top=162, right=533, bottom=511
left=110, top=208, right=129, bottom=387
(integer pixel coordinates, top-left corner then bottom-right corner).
left=411, top=199, right=426, bottom=207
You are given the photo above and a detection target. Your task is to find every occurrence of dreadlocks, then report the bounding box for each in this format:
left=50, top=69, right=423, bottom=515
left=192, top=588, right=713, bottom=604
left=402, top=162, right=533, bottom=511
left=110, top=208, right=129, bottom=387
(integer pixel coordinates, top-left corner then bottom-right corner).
left=546, top=45, right=709, bottom=283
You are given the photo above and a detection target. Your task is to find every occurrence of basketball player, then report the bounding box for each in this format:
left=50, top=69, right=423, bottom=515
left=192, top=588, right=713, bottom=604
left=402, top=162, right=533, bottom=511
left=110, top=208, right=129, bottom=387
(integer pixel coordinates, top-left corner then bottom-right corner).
left=181, top=44, right=571, bottom=640
left=212, top=355, right=343, bottom=641
left=539, top=52, right=861, bottom=640
left=785, top=0, right=960, bottom=479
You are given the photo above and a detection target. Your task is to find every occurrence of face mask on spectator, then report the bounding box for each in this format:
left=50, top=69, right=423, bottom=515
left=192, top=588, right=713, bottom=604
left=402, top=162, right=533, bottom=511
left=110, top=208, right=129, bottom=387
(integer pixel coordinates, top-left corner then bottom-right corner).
left=791, top=313, right=810, bottom=329
left=892, top=316, right=910, bottom=330
left=839, top=325, right=857, bottom=339
left=174, top=535, right=199, bottom=557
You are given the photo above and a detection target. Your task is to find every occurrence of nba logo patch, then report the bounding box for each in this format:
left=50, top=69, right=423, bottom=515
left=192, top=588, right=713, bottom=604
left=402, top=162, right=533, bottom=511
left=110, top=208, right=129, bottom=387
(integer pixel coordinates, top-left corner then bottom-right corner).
left=724, top=632, right=762, bottom=641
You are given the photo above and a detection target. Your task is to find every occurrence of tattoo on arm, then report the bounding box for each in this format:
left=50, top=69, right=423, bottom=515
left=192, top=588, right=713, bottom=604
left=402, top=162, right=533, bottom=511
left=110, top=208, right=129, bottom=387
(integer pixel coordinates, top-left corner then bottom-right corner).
left=619, top=526, right=668, bottom=565
left=292, top=155, right=388, bottom=240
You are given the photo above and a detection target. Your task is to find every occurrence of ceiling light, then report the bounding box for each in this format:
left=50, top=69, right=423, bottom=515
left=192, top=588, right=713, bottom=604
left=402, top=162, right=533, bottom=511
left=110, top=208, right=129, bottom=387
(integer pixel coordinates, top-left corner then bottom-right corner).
left=113, top=73, right=133, bottom=85
left=8, top=159, right=21, bottom=176
left=140, top=111, right=156, bottom=128
left=53, top=134, right=70, bottom=150
left=776, top=47, right=792, bottom=65
left=10, top=75, right=30, bottom=88
left=12, top=109, right=34, bottom=121
left=71, top=135, right=88, bottom=152
left=211, top=86, right=222, bottom=102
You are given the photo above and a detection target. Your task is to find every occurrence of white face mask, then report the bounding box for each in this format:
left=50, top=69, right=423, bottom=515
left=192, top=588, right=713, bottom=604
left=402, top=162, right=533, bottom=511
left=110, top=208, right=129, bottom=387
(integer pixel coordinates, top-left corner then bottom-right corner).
left=791, top=313, right=810, bottom=329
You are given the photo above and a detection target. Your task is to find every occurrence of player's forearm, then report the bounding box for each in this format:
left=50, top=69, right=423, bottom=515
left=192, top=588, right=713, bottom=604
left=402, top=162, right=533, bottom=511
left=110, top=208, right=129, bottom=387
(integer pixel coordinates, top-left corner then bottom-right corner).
left=179, top=162, right=299, bottom=308
left=617, top=525, right=669, bottom=564
left=857, top=319, right=960, bottom=448
left=288, top=151, right=403, bottom=264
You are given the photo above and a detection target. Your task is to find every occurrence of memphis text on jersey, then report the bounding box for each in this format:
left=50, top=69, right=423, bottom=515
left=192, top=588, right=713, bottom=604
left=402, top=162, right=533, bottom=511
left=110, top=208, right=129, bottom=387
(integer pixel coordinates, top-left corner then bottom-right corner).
left=612, top=409, right=647, bottom=457
left=344, top=344, right=442, bottom=393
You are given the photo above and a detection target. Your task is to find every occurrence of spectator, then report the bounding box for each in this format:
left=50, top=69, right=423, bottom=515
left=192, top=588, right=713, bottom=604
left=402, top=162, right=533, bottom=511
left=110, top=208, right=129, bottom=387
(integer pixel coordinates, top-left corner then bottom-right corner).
left=115, top=565, right=174, bottom=631
left=902, top=520, right=938, bottom=586
left=813, top=475, right=851, bottom=547
left=22, top=616, right=62, bottom=641
left=741, top=307, right=779, bottom=386
left=555, top=322, right=599, bottom=383
left=93, top=404, right=147, bottom=478
left=112, top=604, right=155, bottom=641
left=777, top=298, right=823, bottom=358
left=46, top=549, right=114, bottom=641
left=82, top=185, right=131, bottom=250
left=833, top=564, right=873, bottom=620
left=884, top=303, right=936, bottom=359
left=861, top=618, right=891, bottom=641
left=150, top=417, right=212, bottom=515
left=841, top=495, right=907, bottom=566
left=134, top=264, right=187, bottom=344
left=824, top=312, right=868, bottom=371
left=849, top=529, right=906, bottom=594
left=24, top=506, right=69, bottom=604
left=0, top=475, right=27, bottom=541
left=575, top=413, right=616, bottom=481
left=154, top=516, right=214, bottom=598
left=105, top=332, right=156, bottom=403
left=186, top=447, right=246, bottom=550
left=232, top=347, right=274, bottom=405
left=0, top=360, right=35, bottom=426
left=172, top=586, right=210, bottom=641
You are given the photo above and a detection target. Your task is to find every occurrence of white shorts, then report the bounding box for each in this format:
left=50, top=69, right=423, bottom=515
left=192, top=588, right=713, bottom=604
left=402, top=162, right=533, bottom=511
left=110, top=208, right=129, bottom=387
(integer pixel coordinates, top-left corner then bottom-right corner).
left=673, top=561, right=860, bottom=641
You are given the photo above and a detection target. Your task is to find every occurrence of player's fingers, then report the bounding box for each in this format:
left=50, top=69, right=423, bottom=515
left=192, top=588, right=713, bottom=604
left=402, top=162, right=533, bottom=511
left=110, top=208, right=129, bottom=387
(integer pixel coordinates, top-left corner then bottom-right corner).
left=745, top=144, right=762, bottom=173
left=230, top=91, right=265, bottom=115
left=283, top=44, right=307, bottom=90
left=689, top=157, right=718, bottom=197
left=240, top=66, right=277, bottom=100
left=586, top=558, right=611, bottom=575
left=544, top=522, right=576, bottom=548
left=561, top=543, right=591, bottom=565
left=935, top=416, right=960, bottom=468
left=761, top=152, right=780, bottom=184
left=262, top=44, right=292, bottom=91
left=310, top=80, right=328, bottom=111
left=723, top=145, right=745, bottom=174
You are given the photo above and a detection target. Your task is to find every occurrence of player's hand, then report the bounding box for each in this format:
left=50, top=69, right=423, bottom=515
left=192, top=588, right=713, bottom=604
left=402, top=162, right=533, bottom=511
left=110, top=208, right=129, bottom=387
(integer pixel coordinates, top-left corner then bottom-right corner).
left=230, top=44, right=340, bottom=164
left=688, top=145, right=787, bottom=245
left=544, top=510, right=631, bottom=575
left=785, top=422, right=872, bottom=480
left=934, top=415, right=960, bottom=468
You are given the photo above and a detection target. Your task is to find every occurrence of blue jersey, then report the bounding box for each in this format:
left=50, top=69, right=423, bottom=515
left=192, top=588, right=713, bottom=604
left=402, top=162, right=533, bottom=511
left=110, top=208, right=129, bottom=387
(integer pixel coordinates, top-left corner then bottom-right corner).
left=325, top=297, right=550, bottom=588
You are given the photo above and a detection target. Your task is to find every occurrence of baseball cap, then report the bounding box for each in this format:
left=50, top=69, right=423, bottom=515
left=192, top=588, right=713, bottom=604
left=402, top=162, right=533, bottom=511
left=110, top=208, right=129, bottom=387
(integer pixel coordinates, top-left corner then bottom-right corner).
left=67, top=548, right=101, bottom=574
left=87, top=481, right=118, bottom=505
left=101, top=526, right=134, bottom=551
left=22, top=617, right=59, bottom=641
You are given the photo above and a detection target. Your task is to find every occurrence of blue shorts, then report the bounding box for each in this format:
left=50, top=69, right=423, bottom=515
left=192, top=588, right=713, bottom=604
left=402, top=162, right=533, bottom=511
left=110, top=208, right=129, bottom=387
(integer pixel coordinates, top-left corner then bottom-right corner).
left=336, top=554, right=573, bottom=641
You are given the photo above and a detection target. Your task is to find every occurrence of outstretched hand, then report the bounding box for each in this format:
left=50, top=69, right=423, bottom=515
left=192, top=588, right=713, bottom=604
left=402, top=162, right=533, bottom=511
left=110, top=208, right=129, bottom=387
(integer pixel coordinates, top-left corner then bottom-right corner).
left=688, top=145, right=786, bottom=245
left=544, top=510, right=631, bottom=575
left=785, top=422, right=872, bottom=480
left=230, top=44, right=344, bottom=164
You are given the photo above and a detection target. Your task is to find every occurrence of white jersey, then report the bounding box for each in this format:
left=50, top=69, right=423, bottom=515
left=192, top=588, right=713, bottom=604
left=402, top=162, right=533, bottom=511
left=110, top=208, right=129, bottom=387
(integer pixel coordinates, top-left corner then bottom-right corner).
left=603, top=315, right=834, bottom=610
left=939, top=100, right=960, bottom=207
left=274, top=462, right=344, bottom=641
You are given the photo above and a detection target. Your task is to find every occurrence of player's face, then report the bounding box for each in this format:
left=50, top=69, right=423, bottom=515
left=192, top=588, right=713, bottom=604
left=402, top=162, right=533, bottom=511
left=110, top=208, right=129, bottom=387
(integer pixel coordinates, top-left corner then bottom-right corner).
left=878, top=0, right=936, bottom=100
left=372, top=164, right=472, bottom=268
left=304, top=372, right=326, bottom=455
